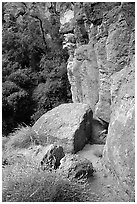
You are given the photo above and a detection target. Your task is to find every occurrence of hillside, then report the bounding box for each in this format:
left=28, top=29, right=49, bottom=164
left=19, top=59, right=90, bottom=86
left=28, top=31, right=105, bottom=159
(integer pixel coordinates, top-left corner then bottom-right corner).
left=2, top=2, right=135, bottom=202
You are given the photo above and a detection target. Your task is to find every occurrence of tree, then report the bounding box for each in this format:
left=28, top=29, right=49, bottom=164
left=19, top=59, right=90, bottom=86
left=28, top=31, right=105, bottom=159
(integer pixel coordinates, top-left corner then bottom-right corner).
left=2, top=2, right=72, bottom=136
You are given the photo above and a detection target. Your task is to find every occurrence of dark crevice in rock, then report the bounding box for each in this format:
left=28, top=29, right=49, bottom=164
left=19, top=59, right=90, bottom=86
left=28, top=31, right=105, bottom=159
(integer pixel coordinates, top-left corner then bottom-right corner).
left=73, top=110, right=93, bottom=153
left=92, top=18, right=103, bottom=26
left=89, top=117, right=109, bottom=145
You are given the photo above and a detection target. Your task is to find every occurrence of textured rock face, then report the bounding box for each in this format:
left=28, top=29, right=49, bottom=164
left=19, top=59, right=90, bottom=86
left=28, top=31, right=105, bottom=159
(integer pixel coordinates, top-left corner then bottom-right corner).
left=39, top=144, right=65, bottom=170
left=32, top=103, right=93, bottom=153
left=59, top=154, right=94, bottom=180
left=94, top=37, right=111, bottom=122
left=91, top=118, right=108, bottom=145
left=103, top=57, right=135, bottom=201
left=60, top=2, right=135, bottom=200
left=62, top=2, right=135, bottom=122
left=60, top=9, right=74, bottom=34
left=67, top=44, right=99, bottom=113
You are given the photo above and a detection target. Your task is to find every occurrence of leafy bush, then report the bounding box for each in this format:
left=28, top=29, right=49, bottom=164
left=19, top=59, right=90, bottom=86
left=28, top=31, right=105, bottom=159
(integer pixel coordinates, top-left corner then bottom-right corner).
left=7, top=69, right=32, bottom=90
left=2, top=2, right=72, bottom=135
left=2, top=81, right=20, bottom=97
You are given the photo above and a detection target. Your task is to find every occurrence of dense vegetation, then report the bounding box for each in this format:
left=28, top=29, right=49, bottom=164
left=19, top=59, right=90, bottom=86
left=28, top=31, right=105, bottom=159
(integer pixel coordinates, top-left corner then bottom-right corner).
left=2, top=2, right=72, bottom=136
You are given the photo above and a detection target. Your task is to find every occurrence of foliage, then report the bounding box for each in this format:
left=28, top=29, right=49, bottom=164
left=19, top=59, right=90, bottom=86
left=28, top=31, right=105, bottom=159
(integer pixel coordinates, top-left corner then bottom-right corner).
left=2, top=80, right=32, bottom=135
left=2, top=2, right=72, bottom=136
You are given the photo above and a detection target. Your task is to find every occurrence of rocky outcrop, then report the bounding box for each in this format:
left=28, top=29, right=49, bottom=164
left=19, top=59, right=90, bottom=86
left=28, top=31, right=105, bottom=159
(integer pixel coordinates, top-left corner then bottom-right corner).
left=60, top=2, right=135, bottom=201
left=67, top=44, right=99, bottom=113
left=103, top=56, right=135, bottom=201
left=32, top=103, right=93, bottom=153
left=59, top=154, right=94, bottom=180
left=61, top=2, right=135, bottom=122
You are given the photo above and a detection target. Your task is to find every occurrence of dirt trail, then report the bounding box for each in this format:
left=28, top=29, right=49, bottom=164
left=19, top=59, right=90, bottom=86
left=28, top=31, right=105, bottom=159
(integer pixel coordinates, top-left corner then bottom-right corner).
left=77, top=144, right=129, bottom=202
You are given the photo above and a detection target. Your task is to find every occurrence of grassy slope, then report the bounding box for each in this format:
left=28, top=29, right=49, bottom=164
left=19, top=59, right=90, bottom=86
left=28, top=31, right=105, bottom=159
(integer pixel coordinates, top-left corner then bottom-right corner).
left=2, top=126, right=91, bottom=202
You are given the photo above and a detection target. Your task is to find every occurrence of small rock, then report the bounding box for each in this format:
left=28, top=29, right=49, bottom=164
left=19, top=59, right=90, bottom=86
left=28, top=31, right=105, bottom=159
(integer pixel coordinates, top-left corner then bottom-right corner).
left=59, top=154, right=94, bottom=180
left=39, top=144, right=65, bottom=170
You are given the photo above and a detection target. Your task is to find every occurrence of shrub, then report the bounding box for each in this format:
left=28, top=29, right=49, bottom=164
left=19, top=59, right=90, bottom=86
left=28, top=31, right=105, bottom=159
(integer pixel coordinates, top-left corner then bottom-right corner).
left=7, top=69, right=33, bottom=90
left=2, top=81, right=20, bottom=97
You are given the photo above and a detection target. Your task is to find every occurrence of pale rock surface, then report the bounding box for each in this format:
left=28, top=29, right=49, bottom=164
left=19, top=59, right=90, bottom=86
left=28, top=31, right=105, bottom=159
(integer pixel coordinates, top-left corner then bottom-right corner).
left=103, top=56, right=135, bottom=200
left=67, top=44, right=99, bottom=113
left=94, top=37, right=111, bottom=122
left=60, top=2, right=135, bottom=201
left=32, top=103, right=93, bottom=153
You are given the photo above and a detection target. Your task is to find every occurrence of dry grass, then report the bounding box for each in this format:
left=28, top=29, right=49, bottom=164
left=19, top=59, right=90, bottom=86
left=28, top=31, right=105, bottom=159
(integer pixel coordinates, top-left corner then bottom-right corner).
left=2, top=125, right=97, bottom=202
left=4, top=126, right=36, bottom=151
left=2, top=126, right=91, bottom=202
left=4, top=125, right=50, bottom=151
left=2, top=158, right=90, bottom=202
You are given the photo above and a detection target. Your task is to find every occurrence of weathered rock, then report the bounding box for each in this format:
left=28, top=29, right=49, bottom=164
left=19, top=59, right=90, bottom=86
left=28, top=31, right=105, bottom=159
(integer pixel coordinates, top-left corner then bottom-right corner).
left=60, top=9, right=74, bottom=33
left=62, top=2, right=135, bottom=120
left=103, top=56, right=135, bottom=201
left=38, top=144, right=65, bottom=170
left=32, top=103, right=93, bottom=153
left=67, top=44, right=99, bottom=113
left=106, top=19, right=131, bottom=74
left=59, top=154, right=94, bottom=180
left=59, top=3, right=135, bottom=201
left=94, top=36, right=111, bottom=122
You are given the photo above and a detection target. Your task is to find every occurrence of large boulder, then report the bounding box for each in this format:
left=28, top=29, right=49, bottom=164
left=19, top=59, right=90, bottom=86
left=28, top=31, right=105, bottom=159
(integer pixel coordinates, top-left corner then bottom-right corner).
left=59, top=154, right=94, bottom=180
left=103, top=56, right=135, bottom=201
left=32, top=103, right=93, bottom=153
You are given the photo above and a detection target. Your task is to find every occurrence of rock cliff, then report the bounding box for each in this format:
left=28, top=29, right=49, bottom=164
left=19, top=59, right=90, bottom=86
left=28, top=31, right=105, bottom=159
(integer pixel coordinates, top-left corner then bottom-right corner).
left=60, top=2, right=135, bottom=201
left=2, top=2, right=135, bottom=202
